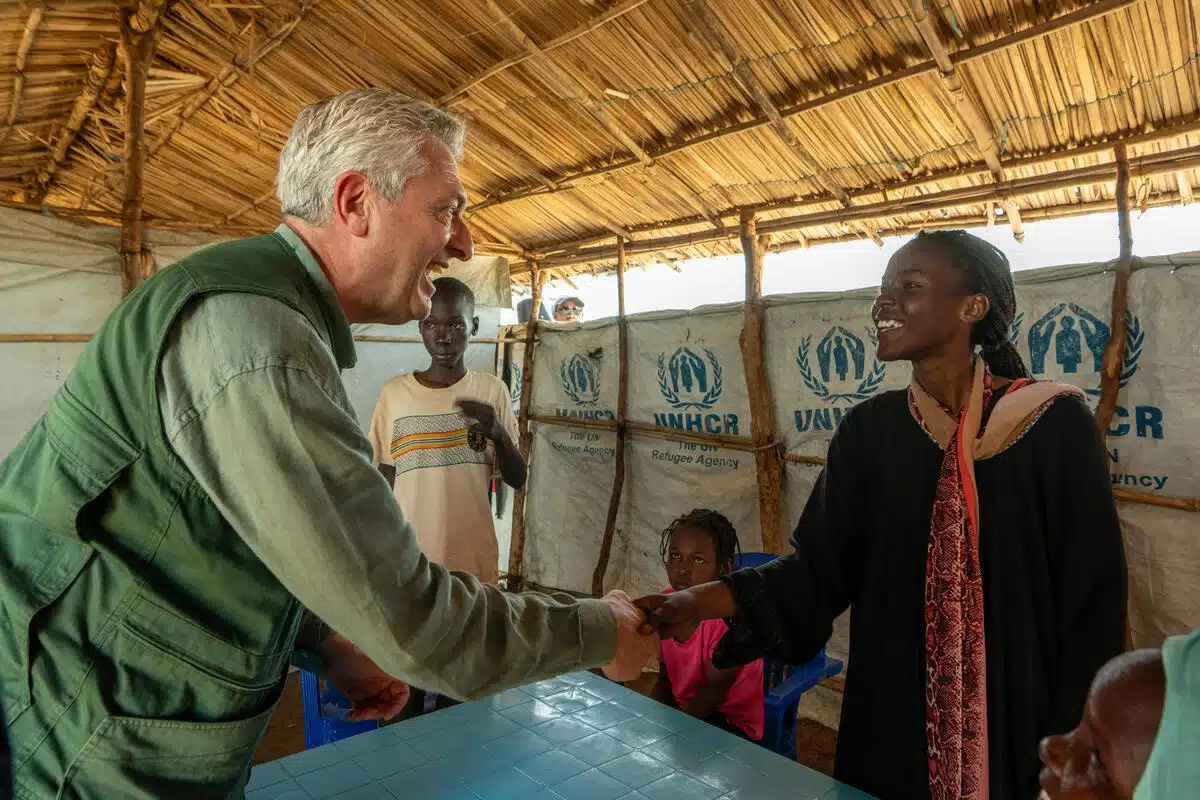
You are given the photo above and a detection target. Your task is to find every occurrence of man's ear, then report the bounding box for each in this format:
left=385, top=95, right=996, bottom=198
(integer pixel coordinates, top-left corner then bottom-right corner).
left=331, top=171, right=371, bottom=237
left=471, top=315, right=480, bottom=336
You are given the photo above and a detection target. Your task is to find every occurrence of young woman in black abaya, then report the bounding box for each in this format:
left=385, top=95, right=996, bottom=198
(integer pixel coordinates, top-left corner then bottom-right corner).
left=636, top=230, right=1127, bottom=800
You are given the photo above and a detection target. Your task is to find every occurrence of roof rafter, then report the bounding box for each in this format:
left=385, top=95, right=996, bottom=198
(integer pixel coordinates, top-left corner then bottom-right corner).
left=80, top=0, right=321, bottom=210
left=479, top=0, right=726, bottom=231
left=23, top=43, right=118, bottom=205
left=470, top=0, right=1139, bottom=216
left=908, top=0, right=1024, bottom=241
left=439, top=0, right=654, bottom=105
left=0, top=8, right=46, bottom=153
left=686, top=0, right=850, bottom=207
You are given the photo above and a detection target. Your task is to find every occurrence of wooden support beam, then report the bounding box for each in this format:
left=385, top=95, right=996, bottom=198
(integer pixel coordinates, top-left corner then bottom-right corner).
left=23, top=44, right=118, bottom=205
left=780, top=451, right=1200, bottom=512
left=593, top=238, right=629, bottom=595
left=908, top=0, right=1023, bottom=241
left=534, top=119, right=1200, bottom=256
left=118, top=1, right=172, bottom=296
left=532, top=143, right=1200, bottom=268
left=1095, top=144, right=1134, bottom=440
left=480, top=0, right=723, bottom=230
left=473, top=0, right=1140, bottom=216
left=739, top=211, right=785, bottom=553
left=687, top=0, right=849, bottom=207
left=1177, top=172, right=1195, bottom=205
left=85, top=1, right=319, bottom=210
left=0, top=7, right=44, bottom=154
left=506, top=262, right=544, bottom=591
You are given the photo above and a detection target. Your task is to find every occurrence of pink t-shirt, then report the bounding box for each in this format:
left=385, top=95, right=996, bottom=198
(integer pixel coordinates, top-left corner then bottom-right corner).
left=659, top=592, right=764, bottom=740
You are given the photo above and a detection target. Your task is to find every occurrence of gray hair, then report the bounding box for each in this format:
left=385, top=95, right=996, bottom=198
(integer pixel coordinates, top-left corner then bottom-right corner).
left=276, top=89, right=466, bottom=225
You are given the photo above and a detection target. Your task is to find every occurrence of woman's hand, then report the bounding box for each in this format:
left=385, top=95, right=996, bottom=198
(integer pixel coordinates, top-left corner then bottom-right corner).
left=634, top=591, right=700, bottom=641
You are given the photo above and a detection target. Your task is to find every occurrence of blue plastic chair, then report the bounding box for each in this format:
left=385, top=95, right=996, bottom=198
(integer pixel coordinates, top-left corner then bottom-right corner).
left=299, top=670, right=379, bottom=749
left=733, top=552, right=845, bottom=758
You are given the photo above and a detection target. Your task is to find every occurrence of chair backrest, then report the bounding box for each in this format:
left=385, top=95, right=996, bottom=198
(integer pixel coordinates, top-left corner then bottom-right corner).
left=734, top=551, right=777, bottom=570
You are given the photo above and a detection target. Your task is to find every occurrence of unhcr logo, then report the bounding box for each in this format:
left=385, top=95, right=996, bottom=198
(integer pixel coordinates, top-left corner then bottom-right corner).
left=793, top=325, right=887, bottom=433
left=657, top=347, right=723, bottom=410
left=653, top=346, right=738, bottom=435
left=555, top=353, right=614, bottom=420
left=1016, top=302, right=1162, bottom=441
left=1018, top=303, right=1143, bottom=395
left=560, top=353, right=601, bottom=406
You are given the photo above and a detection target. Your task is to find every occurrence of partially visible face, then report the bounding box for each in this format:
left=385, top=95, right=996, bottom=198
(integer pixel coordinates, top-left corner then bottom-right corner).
left=356, top=138, right=473, bottom=324
left=871, top=237, right=986, bottom=363
left=554, top=300, right=583, bottom=322
left=663, top=524, right=722, bottom=591
left=1038, top=650, right=1166, bottom=800
left=420, top=290, right=476, bottom=368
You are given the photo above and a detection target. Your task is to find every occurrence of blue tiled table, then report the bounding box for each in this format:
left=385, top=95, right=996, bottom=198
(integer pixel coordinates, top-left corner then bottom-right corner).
left=247, top=670, right=875, bottom=800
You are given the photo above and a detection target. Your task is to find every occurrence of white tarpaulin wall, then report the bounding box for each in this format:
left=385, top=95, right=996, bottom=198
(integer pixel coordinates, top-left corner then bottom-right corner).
left=515, top=251, right=1200, bottom=659
left=0, top=207, right=513, bottom=455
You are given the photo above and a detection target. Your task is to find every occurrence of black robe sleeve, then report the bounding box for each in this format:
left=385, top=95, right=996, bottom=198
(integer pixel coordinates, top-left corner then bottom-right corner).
left=714, top=407, right=866, bottom=669
left=1040, top=395, right=1128, bottom=734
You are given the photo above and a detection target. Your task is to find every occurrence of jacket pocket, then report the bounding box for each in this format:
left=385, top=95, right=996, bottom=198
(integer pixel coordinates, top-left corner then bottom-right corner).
left=57, top=701, right=277, bottom=800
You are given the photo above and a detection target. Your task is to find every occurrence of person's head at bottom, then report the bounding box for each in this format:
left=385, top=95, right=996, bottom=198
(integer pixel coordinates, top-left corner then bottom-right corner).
left=660, top=509, right=740, bottom=592
left=419, top=276, right=477, bottom=373
left=278, top=89, right=474, bottom=326
left=1038, top=650, right=1165, bottom=799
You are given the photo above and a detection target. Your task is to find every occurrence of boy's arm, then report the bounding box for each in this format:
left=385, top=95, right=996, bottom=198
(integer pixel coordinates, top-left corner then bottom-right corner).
left=651, top=661, right=676, bottom=707
left=680, top=660, right=740, bottom=720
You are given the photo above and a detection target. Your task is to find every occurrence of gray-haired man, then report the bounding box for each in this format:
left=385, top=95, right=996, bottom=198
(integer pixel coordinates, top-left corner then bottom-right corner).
left=0, top=89, right=656, bottom=797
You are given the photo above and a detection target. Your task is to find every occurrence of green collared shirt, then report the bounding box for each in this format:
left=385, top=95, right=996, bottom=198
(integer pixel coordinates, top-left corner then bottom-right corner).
left=1134, top=627, right=1200, bottom=799
left=155, top=224, right=616, bottom=697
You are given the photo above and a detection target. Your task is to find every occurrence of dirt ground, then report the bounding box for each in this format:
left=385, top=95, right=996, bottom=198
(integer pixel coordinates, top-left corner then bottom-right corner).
left=254, top=670, right=838, bottom=777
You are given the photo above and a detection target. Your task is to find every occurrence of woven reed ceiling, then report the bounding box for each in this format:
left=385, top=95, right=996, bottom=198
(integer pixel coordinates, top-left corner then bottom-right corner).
left=1, top=0, right=1197, bottom=280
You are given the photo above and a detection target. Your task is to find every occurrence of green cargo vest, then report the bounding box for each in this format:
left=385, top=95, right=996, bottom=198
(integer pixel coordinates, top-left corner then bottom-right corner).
left=0, top=232, right=344, bottom=799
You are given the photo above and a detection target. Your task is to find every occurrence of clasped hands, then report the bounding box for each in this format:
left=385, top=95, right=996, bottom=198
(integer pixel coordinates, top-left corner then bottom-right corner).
left=319, top=587, right=704, bottom=721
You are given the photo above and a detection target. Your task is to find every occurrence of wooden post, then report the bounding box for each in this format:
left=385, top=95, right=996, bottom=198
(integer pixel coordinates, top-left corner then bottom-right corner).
left=1095, top=145, right=1134, bottom=439
left=506, top=264, right=544, bottom=592
left=592, top=238, right=629, bottom=596
left=739, top=210, right=785, bottom=553
left=1095, top=144, right=1135, bottom=651
left=117, top=3, right=170, bottom=296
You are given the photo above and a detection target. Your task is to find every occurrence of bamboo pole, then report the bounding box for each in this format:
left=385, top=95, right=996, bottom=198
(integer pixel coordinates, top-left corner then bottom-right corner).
left=470, top=0, right=1141, bottom=215
left=117, top=2, right=172, bottom=296
left=0, top=8, right=45, bottom=152
left=532, top=144, right=1200, bottom=269
left=1095, top=144, right=1134, bottom=440
left=781, top=452, right=1200, bottom=512
left=739, top=211, right=785, bottom=553
left=506, top=262, right=544, bottom=591
left=25, top=44, right=118, bottom=205
left=592, top=238, right=629, bottom=595
left=351, top=335, right=524, bottom=345
left=0, top=334, right=92, bottom=343
left=533, top=414, right=760, bottom=452
left=532, top=119, right=1200, bottom=258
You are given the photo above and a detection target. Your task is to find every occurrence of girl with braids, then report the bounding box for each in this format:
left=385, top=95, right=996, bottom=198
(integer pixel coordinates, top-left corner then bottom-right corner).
left=650, top=509, right=764, bottom=741
left=637, top=231, right=1126, bottom=798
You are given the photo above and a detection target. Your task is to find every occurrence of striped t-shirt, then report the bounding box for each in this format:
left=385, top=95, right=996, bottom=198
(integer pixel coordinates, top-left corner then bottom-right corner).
left=368, top=371, right=517, bottom=583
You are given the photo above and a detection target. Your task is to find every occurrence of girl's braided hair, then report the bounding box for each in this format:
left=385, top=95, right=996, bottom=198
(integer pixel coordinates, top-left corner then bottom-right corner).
left=659, top=508, right=742, bottom=576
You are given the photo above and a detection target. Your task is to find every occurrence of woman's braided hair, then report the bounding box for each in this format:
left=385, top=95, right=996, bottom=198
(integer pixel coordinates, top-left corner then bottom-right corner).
left=659, top=508, right=742, bottom=577
left=915, top=230, right=1030, bottom=379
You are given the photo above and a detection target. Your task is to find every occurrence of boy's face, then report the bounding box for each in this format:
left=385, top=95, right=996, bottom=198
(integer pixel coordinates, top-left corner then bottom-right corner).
left=663, top=524, right=721, bottom=591
left=1039, top=650, right=1165, bottom=800
left=419, top=291, right=477, bottom=368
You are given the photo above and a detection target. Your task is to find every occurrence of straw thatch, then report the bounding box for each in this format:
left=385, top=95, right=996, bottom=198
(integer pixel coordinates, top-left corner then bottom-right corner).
left=1, top=0, right=1197, bottom=280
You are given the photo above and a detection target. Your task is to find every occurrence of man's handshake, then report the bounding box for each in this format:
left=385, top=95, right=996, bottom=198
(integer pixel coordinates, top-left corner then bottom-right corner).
left=599, top=590, right=661, bottom=682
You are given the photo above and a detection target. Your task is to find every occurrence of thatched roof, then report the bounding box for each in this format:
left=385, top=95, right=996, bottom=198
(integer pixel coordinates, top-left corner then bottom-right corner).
left=1, top=0, right=1197, bottom=283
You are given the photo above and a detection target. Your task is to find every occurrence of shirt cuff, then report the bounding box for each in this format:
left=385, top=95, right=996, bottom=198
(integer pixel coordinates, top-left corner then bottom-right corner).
left=576, top=598, right=618, bottom=668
